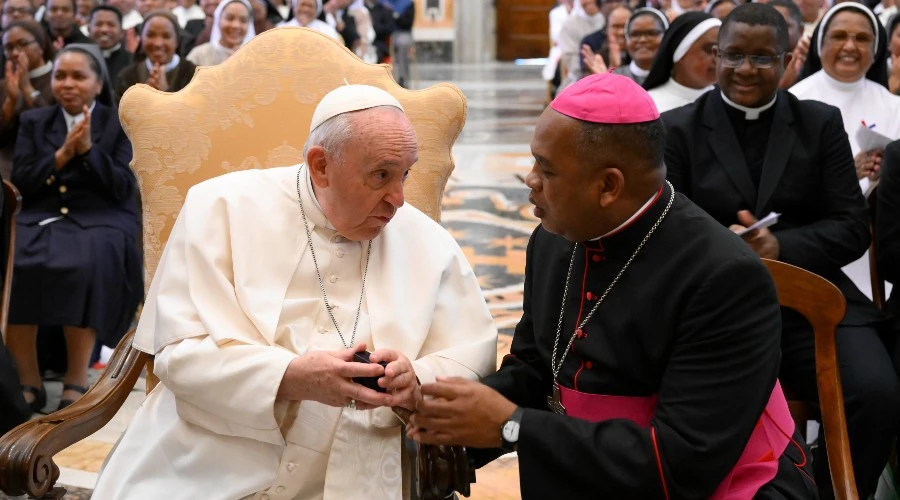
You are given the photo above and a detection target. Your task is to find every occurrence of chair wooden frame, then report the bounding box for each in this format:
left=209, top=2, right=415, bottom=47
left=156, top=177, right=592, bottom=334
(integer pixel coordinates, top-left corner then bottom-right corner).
left=0, top=180, right=21, bottom=344
left=867, top=188, right=886, bottom=310
left=761, top=258, right=857, bottom=500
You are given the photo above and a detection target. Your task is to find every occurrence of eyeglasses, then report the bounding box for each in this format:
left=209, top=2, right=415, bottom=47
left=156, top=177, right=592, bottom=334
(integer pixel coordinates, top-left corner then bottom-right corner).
left=717, top=52, right=784, bottom=69
left=825, top=30, right=875, bottom=47
left=2, top=6, right=34, bottom=14
left=2, top=38, right=37, bottom=53
left=626, top=29, right=663, bottom=40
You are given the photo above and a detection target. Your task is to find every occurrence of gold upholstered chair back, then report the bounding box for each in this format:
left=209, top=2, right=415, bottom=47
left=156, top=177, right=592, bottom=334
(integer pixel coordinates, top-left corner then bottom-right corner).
left=0, top=27, right=467, bottom=500
left=121, top=27, right=467, bottom=285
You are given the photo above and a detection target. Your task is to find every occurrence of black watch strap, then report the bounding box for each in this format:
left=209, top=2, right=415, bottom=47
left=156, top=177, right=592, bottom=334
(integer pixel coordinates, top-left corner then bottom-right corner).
left=500, top=407, right=525, bottom=452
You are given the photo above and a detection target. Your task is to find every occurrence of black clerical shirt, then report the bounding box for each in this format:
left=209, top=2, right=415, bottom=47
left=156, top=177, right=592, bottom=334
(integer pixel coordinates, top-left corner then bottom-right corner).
left=722, top=98, right=776, bottom=189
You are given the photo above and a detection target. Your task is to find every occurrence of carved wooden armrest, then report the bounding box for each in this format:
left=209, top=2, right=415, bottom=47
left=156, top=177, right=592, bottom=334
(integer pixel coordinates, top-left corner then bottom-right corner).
left=0, top=329, right=148, bottom=498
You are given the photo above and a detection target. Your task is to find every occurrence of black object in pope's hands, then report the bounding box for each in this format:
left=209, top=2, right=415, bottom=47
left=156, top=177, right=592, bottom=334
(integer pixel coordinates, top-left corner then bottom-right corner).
left=352, top=351, right=389, bottom=393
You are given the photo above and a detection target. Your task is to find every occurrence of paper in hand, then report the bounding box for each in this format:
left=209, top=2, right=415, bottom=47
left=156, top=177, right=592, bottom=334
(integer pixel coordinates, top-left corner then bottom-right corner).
left=855, top=123, right=894, bottom=154
left=736, top=212, right=780, bottom=236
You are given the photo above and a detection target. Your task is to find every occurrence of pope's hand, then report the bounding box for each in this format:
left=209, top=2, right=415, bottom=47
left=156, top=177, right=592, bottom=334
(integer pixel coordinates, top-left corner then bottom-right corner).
left=369, top=348, right=420, bottom=411
left=277, top=343, right=392, bottom=409
left=407, top=377, right=517, bottom=448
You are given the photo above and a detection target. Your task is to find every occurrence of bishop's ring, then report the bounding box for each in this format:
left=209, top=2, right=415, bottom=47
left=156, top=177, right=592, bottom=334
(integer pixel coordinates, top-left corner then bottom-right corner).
left=347, top=399, right=357, bottom=410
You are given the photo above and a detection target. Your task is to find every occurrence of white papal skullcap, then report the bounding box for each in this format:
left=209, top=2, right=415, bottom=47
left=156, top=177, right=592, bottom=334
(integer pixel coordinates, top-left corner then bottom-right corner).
left=309, top=85, right=405, bottom=133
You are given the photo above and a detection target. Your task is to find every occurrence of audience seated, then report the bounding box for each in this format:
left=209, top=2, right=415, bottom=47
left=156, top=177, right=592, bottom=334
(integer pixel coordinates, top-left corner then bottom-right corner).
left=791, top=2, right=898, bottom=198
left=607, top=7, right=667, bottom=85
left=114, top=10, right=197, bottom=105
left=768, top=0, right=808, bottom=88
left=89, top=6, right=134, bottom=91
left=643, top=11, right=720, bottom=112
left=558, top=0, right=605, bottom=90
left=0, top=21, right=56, bottom=180
left=108, top=0, right=144, bottom=30
left=6, top=44, right=142, bottom=413
left=663, top=5, right=899, bottom=498
left=182, top=0, right=220, bottom=53
left=172, top=0, right=205, bottom=27
left=580, top=4, right=631, bottom=73
left=44, top=0, right=93, bottom=45
left=186, top=0, right=253, bottom=66
left=278, top=0, right=340, bottom=40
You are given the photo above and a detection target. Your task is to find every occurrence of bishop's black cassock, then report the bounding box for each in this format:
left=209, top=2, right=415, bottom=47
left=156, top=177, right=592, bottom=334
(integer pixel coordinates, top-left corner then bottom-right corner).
left=473, top=182, right=816, bottom=499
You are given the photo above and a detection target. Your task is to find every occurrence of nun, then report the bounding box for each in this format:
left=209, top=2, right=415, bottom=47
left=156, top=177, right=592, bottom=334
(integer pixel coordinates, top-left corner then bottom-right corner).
left=7, top=43, right=142, bottom=412
left=643, top=11, right=720, bottom=112
left=790, top=2, right=900, bottom=196
left=277, top=0, right=340, bottom=40
left=187, top=0, right=256, bottom=66
left=614, top=7, right=668, bottom=85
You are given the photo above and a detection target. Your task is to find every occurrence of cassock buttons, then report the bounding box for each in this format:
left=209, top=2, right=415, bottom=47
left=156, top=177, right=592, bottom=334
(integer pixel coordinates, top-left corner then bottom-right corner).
left=336, top=249, right=344, bottom=258
left=59, top=185, right=67, bottom=194
left=586, top=292, right=594, bottom=300
left=592, top=255, right=602, bottom=263
left=275, top=486, right=286, bottom=494
left=317, top=326, right=328, bottom=334
left=329, top=275, right=339, bottom=283
left=286, top=462, right=296, bottom=472
left=585, top=361, right=593, bottom=370
left=60, top=207, right=69, bottom=215
left=575, top=328, right=584, bottom=338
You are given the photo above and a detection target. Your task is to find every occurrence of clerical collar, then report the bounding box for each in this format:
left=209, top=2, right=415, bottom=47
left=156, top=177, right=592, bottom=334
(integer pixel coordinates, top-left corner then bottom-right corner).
left=29, top=61, right=53, bottom=79
left=820, top=70, right=866, bottom=93
left=720, top=91, right=777, bottom=120
left=145, top=54, right=181, bottom=73
left=590, top=187, right=663, bottom=241
left=62, top=101, right=97, bottom=132
left=629, top=60, right=649, bottom=78
left=300, top=164, right=336, bottom=232
left=101, top=44, right=122, bottom=59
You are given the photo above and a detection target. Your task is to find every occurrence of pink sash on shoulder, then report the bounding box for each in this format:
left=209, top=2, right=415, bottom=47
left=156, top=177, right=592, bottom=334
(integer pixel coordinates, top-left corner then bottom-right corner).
left=558, top=380, right=795, bottom=500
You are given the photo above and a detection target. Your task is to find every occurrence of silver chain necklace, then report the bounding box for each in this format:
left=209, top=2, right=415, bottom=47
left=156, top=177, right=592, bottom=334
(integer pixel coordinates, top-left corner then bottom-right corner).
left=547, top=182, right=675, bottom=414
left=296, top=166, right=371, bottom=349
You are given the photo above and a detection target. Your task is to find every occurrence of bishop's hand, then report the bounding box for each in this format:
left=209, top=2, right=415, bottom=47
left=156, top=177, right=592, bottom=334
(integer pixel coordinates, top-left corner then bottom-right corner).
left=277, top=342, right=392, bottom=409
left=369, top=348, right=421, bottom=411
left=730, top=210, right=780, bottom=260
left=407, top=377, right=517, bottom=449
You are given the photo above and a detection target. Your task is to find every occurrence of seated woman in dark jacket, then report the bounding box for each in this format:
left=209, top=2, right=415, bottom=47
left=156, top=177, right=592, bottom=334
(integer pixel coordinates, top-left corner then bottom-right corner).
left=114, top=10, right=197, bottom=105
left=6, top=44, right=142, bottom=412
left=0, top=20, right=57, bottom=179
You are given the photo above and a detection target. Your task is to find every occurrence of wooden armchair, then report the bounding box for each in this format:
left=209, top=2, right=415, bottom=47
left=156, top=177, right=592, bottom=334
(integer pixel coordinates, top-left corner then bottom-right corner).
left=0, top=27, right=467, bottom=499
left=761, top=258, right=857, bottom=500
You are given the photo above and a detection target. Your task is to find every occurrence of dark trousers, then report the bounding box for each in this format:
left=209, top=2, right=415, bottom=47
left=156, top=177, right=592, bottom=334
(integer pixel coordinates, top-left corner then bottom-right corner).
left=779, top=310, right=900, bottom=499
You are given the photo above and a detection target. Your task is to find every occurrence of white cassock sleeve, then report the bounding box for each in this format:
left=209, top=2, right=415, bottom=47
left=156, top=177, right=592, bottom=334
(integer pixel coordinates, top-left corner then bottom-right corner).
left=142, top=190, right=297, bottom=447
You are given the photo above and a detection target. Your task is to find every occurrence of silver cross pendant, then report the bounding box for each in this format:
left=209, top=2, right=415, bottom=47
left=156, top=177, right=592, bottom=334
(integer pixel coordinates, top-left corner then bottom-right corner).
left=547, top=382, right=566, bottom=415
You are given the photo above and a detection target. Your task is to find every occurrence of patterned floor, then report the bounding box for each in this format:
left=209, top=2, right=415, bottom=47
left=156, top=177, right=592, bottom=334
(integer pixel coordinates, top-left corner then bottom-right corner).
left=2, top=62, right=545, bottom=499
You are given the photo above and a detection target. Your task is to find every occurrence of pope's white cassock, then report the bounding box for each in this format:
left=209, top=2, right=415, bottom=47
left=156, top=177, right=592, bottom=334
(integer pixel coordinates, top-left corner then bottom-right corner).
left=92, top=164, right=498, bottom=500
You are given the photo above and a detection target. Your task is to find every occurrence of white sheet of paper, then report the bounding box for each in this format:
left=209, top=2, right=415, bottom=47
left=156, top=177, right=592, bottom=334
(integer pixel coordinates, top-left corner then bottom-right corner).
left=736, top=212, right=780, bottom=236
left=855, top=124, right=894, bottom=154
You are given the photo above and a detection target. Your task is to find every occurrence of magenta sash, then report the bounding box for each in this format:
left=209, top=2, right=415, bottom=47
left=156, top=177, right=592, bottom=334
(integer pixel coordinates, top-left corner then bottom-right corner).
left=558, top=380, right=794, bottom=499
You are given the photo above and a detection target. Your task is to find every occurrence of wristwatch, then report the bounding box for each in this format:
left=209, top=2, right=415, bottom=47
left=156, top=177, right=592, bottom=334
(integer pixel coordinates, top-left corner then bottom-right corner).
left=500, top=407, right=524, bottom=452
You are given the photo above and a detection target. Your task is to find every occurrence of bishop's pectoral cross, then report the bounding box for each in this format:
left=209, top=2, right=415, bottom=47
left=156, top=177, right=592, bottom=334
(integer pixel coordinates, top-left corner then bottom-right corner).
left=548, top=382, right=566, bottom=415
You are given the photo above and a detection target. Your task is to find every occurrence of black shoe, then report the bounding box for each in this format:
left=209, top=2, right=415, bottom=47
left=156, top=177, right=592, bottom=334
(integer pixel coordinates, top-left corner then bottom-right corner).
left=21, top=384, right=47, bottom=413
left=57, top=384, right=89, bottom=411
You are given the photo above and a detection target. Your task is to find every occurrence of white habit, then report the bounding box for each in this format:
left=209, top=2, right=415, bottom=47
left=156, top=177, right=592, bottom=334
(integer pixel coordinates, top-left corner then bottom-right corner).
left=557, top=5, right=606, bottom=90
left=790, top=69, right=900, bottom=300
left=648, top=78, right=713, bottom=112
left=92, top=165, right=498, bottom=500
